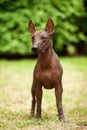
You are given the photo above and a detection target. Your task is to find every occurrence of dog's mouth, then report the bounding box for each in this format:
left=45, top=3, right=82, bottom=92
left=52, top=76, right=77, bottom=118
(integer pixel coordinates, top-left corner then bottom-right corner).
left=39, top=48, right=46, bottom=53
left=32, top=47, right=44, bottom=53
left=32, top=43, right=50, bottom=53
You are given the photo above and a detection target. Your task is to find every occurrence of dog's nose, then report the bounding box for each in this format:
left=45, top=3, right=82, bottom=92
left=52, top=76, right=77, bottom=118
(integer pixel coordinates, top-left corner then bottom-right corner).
left=32, top=46, right=37, bottom=52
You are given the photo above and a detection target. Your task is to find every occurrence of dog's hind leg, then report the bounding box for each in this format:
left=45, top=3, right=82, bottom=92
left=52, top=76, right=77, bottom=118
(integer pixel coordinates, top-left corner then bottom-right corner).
left=55, top=82, right=65, bottom=121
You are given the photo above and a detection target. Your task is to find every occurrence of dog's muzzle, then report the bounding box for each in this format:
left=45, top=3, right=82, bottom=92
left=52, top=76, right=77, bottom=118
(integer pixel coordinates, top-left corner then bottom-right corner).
left=32, top=46, right=37, bottom=52
left=32, top=41, right=40, bottom=53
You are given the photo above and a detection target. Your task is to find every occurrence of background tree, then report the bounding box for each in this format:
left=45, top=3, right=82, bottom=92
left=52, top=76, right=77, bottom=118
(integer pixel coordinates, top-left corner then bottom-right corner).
left=0, top=0, right=87, bottom=57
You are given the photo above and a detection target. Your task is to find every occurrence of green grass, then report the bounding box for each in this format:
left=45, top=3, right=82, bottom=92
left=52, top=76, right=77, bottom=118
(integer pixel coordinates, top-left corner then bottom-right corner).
left=0, top=57, right=87, bottom=130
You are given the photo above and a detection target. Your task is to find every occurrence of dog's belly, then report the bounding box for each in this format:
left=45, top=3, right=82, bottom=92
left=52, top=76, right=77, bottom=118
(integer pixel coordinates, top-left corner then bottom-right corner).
left=43, top=84, right=54, bottom=89
left=42, top=78, right=54, bottom=89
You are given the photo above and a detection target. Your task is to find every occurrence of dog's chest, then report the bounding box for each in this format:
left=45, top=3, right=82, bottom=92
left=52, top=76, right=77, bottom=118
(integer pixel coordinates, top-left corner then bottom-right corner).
left=35, top=68, right=59, bottom=89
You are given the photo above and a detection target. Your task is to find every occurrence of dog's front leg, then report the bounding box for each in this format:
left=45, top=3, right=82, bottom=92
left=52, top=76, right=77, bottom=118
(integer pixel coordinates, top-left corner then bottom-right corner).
left=55, top=82, right=65, bottom=121
left=31, top=82, right=36, bottom=116
left=36, top=84, right=43, bottom=119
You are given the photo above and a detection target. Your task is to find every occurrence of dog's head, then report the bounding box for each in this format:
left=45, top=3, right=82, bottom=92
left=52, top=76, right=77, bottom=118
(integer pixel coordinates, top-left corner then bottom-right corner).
left=28, top=19, right=54, bottom=53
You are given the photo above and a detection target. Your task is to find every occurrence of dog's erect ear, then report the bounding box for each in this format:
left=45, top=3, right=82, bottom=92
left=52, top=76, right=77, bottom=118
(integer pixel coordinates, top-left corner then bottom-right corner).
left=45, top=18, right=54, bottom=35
left=28, top=20, right=36, bottom=35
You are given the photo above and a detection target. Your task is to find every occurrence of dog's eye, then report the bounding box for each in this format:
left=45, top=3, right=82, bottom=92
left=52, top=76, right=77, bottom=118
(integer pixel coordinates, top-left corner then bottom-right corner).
left=41, top=36, right=46, bottom=40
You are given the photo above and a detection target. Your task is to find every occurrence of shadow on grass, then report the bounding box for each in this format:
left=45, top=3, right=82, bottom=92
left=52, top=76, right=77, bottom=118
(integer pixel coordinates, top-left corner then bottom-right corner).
left=0, top=107, right=87, bottom=130
left=0, top=107, right=58, bottom=128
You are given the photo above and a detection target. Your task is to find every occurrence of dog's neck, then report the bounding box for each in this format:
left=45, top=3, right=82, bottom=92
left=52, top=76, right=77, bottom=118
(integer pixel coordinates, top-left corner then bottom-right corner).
left=37, top=40, right=54, bottom=69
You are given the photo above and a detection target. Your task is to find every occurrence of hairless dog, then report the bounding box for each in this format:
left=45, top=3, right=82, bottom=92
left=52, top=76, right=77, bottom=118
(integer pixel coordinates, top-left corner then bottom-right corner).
left=28, top=18, right=65, bottom=121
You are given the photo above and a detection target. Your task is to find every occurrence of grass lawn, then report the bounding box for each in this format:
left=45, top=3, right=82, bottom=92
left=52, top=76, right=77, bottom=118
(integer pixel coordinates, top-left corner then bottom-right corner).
left=0, top=57, right=87, bottom=130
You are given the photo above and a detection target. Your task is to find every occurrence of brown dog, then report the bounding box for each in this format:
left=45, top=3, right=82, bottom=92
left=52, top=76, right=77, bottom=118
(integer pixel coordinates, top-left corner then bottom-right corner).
left=28, top=18, right=65, bottom=121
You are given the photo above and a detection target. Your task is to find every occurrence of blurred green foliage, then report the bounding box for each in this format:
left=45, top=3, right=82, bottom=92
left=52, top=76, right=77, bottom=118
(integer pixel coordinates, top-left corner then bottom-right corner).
left=0, top=0, right=87, bottom=56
